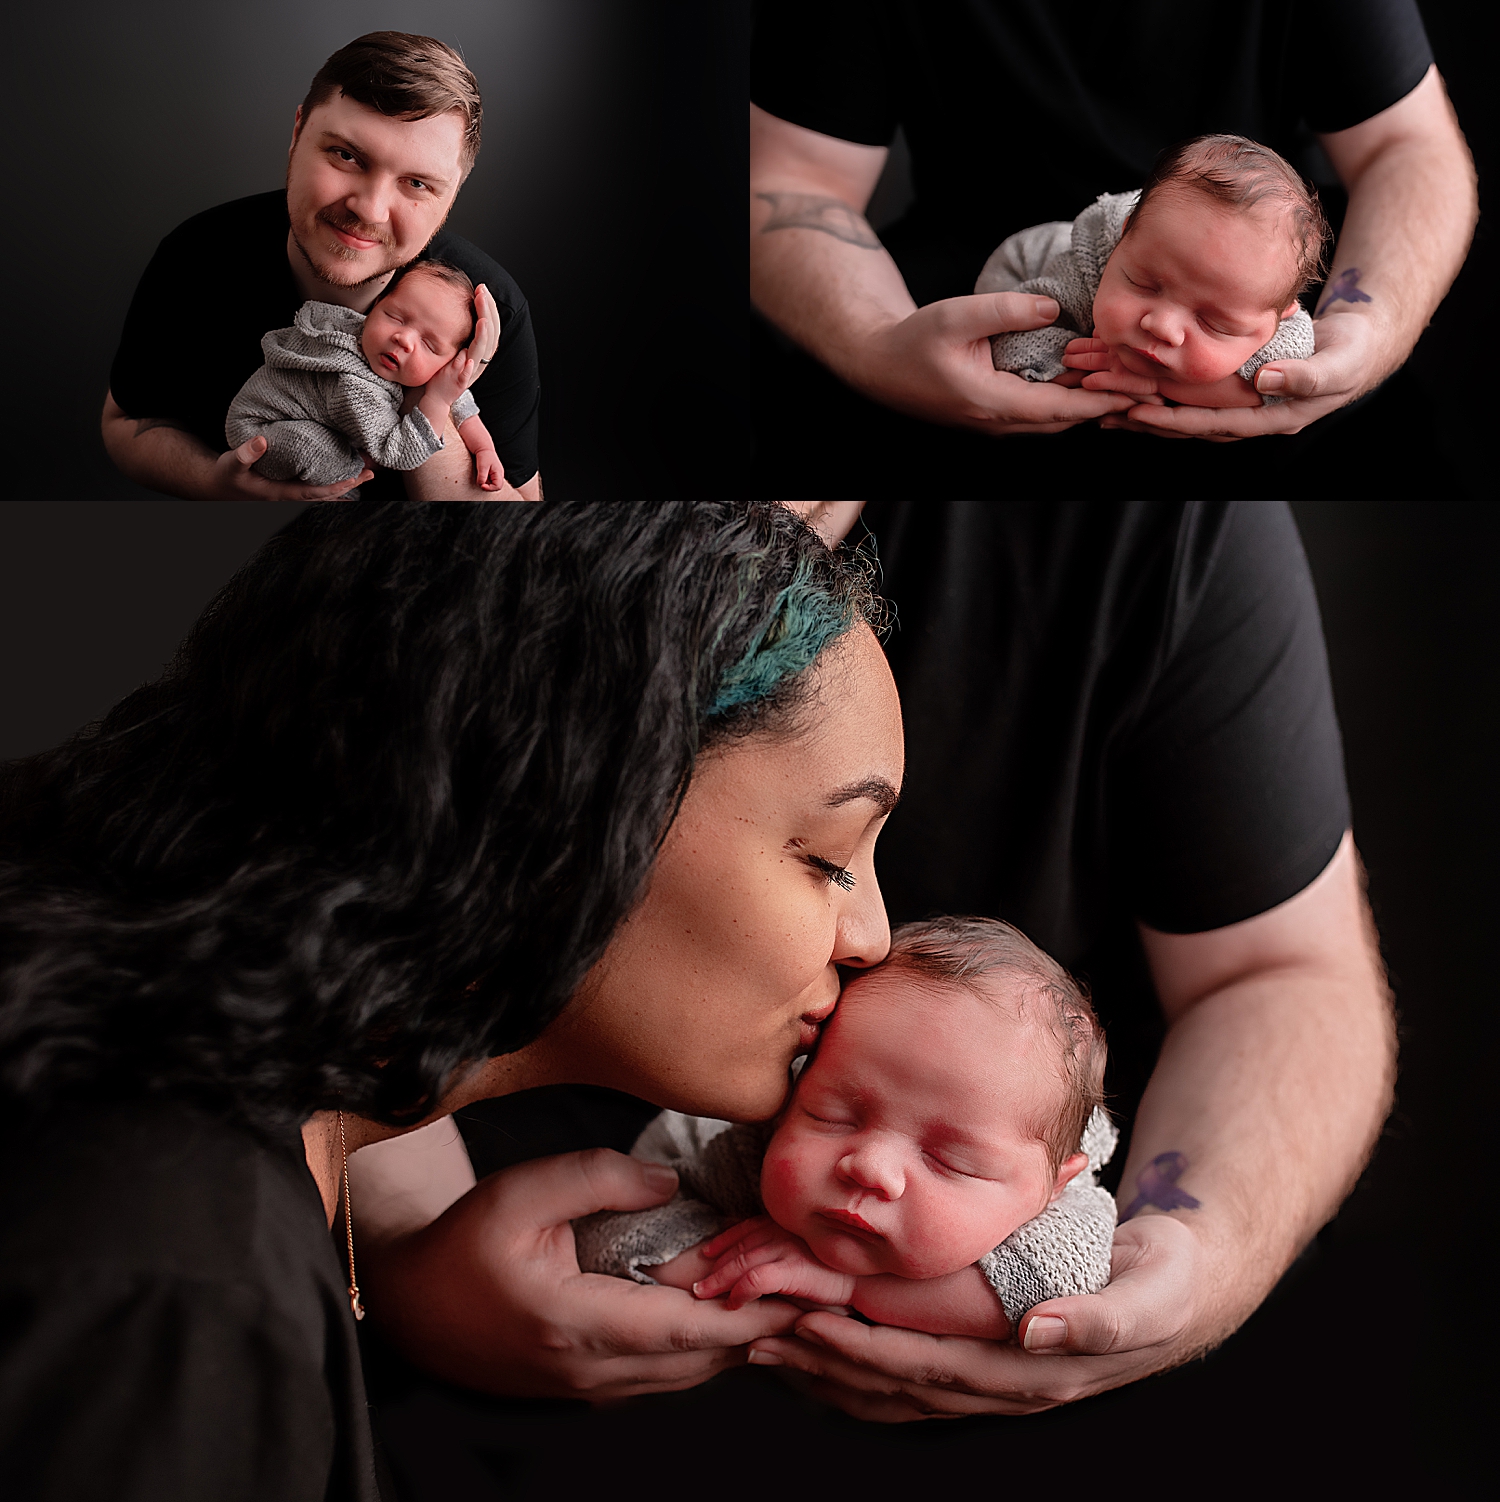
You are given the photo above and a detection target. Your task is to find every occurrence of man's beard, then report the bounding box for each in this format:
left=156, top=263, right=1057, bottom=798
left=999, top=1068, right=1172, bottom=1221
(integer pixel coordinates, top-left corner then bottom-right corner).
left=290, top=205, right=404, bottom=289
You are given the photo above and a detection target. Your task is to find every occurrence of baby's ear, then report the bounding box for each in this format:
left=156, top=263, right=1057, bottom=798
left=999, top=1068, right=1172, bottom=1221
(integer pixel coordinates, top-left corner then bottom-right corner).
left=1280, top=299, right=1302, bottom=321
left=1048, top=1151, right=1091, bottom=1204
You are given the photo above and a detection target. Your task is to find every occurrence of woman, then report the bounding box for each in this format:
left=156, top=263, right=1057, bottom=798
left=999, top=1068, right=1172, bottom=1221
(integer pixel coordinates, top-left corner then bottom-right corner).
left=0, top=502, right=903, bottom=1499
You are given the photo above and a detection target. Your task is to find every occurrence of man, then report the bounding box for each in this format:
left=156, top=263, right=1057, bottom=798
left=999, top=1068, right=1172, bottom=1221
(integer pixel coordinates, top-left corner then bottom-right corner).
left=102, top=32, right=542, bottom=502
left=747, top=1, right=1476, bottom=496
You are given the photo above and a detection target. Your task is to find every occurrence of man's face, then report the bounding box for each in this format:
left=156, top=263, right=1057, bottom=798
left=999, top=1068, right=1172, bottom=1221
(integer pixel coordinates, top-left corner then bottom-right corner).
left=286, top=92, right=466, bottom=290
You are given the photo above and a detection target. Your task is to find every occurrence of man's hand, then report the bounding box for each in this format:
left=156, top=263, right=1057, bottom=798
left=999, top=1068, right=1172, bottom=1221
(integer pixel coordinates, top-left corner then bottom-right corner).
left=746, top=1214, right=1204, bottom=1420
left=213, top=434, right=372, bottom=499
left=1093, top=308, right=1384, bottom=440
left=839, top=294, right=1140, bottom=436
left=100, top=392, right=370, bottom=500
left=471, top=282, right=501, bottom=368
left=693, top=1216, right=857, bottom=1311
left=357, top=1149, right=801, bottom=1400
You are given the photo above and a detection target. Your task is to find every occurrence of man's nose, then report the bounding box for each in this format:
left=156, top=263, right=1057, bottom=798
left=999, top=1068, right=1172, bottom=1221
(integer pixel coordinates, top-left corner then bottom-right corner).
left=344, top=180, right=393, bottom=230
left=836, top=1142, right=904, bottom=1200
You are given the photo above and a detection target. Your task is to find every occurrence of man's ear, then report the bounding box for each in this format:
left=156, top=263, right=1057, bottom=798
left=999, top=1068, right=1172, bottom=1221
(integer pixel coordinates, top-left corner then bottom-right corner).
left=1048, top=1151, right=1090, bottom=1204
left=289, top=106, right=304, bottom=158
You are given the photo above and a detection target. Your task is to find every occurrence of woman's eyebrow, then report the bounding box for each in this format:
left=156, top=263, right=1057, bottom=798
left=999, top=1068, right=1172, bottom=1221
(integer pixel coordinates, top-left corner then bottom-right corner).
left=826, top=777, right=901, bottom=816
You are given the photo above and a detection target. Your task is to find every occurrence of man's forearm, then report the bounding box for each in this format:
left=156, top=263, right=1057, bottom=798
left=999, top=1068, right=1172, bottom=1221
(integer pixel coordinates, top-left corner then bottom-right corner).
left=1129, top=850, right=1395, bottom=1352
left=1316, top=65, right=1478, bottom=388
left=101, top=393, right=223, bottom=500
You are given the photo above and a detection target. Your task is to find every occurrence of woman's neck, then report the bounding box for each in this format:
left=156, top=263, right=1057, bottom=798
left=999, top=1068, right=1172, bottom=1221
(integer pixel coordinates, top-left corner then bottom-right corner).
left=299, top=1049, right=557, bottom=1226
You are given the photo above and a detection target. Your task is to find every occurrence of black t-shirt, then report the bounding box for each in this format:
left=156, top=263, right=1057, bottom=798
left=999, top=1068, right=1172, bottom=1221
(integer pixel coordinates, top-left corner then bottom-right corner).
left=751, top=0, right=1433, bottom=304
left=0, top=1100, right=382, bottom=1501
left=862, top=499, right=1349, bottom=1159
left=109, top=191, right=541, bottom=490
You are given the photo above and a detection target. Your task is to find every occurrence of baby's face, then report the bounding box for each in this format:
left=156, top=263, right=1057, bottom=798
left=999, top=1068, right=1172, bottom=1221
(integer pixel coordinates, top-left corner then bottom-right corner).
left=1091, top=190, right=1299, bottom=386
left=360, top=274, right=472, bottom=388
left=760, top=970, right=1068, bottom=1279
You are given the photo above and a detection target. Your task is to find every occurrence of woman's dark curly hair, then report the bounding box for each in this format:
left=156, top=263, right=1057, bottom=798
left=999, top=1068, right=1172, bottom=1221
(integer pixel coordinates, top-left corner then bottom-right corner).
left=0, top=502, right=878, bottom=1133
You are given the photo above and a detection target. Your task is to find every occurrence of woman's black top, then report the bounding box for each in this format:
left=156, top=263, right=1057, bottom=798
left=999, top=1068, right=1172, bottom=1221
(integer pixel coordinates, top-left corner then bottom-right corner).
left=0, top=1100, right=381, bottom=1501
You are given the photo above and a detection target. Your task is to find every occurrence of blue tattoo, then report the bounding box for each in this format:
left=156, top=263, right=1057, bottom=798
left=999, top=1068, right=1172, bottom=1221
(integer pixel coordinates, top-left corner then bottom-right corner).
left=1317, top=267, right=1373, bottom=317
left=1121, top=1152, right=1201, bottom=1222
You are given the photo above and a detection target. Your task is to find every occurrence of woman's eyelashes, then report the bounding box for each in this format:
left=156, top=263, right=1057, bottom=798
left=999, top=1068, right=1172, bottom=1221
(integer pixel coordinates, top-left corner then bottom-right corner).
left=804, top=854, right=856, bottom=891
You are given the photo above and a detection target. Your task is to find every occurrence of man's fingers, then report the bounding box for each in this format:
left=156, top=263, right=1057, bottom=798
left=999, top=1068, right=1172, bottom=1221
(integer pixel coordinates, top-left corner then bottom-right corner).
left=573, top=1271, right=800, bottom=1351
left=1080, top=369, right=1158, bottom=395
left=488, top=1148, right=679, bottom=1227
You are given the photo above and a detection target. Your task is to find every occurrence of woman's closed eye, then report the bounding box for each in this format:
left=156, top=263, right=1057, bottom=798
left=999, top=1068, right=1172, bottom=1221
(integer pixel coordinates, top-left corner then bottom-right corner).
left=803, top=854, right=856, bottom=891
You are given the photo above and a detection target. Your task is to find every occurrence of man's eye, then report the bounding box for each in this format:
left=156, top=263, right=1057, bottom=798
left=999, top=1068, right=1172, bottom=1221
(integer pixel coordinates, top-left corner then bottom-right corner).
left=804, top=854, right=856, bottom=891
left=332, top=149, right=357, bottom=163
left=408, top=178, right=429, bottom=192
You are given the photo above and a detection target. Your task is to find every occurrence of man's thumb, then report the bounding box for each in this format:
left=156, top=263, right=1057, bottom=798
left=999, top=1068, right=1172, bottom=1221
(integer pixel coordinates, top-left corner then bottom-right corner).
left=1017, top=1285, right=1182, bottom=1357
left=500, top=1147, right=679, bottom=1227
left=942, top=291, right=1061, bottom=341
left=234, top=434, right=267, bottom=466
left=1255, top=360, right=1319, bottom=399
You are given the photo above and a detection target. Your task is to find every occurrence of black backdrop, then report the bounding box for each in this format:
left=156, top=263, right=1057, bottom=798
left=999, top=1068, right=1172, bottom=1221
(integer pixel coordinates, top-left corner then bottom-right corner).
left=0, top=500, right=1491, bottom=1490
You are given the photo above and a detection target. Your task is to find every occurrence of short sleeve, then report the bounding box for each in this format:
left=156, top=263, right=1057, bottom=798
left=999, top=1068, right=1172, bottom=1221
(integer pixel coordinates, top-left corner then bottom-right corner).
left=751, top=0, right=900, bottom=147
left=109, top=225, right=203, bottom=428
left=1111, top=502, right=1350, bottom=932
left=1297, top=0, right=1433, bottom=134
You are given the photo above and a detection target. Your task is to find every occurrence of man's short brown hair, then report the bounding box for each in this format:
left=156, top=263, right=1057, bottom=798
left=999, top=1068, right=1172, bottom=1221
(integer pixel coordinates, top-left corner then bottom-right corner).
left=879, top=916, right=1108, bottom=1173
left=301, top=32, right=483, bottom=177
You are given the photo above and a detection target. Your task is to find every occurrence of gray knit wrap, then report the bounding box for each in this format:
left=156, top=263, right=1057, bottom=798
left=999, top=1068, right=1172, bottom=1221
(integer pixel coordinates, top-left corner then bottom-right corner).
left=224, top=301, right=479, bottom=485
left=572, top=1107, right=1119, bottom=1328
left=975, top=190, right=1314, bottom=405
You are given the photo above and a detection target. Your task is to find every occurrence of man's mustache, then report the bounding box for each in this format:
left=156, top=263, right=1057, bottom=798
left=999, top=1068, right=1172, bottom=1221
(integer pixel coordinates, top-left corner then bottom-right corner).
left=316, top=206, right=392, bottom=247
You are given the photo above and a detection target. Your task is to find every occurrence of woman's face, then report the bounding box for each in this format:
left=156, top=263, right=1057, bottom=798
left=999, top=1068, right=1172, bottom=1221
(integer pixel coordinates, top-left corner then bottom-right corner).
left=522, top=623, right=904, bottom=1121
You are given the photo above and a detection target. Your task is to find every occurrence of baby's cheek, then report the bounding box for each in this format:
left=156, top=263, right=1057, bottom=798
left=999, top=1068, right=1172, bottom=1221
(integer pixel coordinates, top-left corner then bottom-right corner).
left=759, top=1144, right=816, bottom=1234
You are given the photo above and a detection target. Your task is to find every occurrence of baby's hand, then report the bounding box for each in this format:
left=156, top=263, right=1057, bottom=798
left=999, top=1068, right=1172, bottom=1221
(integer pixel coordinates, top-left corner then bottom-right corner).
left=426, top=349, right=477, bottom=409
left=473, top=448, right=505, bottom=491
left=1060, top=337, right=1164, bottom=400
left=693, top=1216, right=857, bottom=1311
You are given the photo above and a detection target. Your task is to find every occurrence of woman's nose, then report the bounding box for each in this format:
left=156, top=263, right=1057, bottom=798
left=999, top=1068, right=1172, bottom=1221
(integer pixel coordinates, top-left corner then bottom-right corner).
left=831, top=861, right=890, bottom=971
left=836, top=1143, right=904, bottom=1200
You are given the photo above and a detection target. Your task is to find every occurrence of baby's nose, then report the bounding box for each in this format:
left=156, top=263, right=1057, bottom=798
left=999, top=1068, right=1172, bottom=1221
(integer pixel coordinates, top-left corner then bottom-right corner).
left=837, top=1144, right=904, bottom=1200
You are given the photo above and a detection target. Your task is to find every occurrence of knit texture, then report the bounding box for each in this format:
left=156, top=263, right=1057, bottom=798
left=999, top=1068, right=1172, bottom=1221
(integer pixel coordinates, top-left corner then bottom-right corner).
left=573, top=1107, right=1119, bottom=1326
left=975, top=191, right=1314, bottom=404
left=224, top=301, right=479, bottom=484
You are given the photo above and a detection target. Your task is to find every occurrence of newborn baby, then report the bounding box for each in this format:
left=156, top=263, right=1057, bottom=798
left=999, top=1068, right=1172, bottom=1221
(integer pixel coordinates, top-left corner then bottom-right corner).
left=575, top=917, right=1118, bottom=1337
left=979, top=133, right=1328, bottom=408
left=225, top=258, right=503, bottom=491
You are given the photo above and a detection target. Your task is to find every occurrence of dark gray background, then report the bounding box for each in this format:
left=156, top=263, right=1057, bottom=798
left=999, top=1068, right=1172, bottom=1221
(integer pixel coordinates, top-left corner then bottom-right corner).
left=0, top=502, right=1490, bottom=1486
left=17, top=1, right=747, bottom=499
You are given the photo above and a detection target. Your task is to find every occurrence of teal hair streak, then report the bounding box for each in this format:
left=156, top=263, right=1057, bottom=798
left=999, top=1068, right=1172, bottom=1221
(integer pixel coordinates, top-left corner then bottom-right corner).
left=708, top=555, right=854, bottom=718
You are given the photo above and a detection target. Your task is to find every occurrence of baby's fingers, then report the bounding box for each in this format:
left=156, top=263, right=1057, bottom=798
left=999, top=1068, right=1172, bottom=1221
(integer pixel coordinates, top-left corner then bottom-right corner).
left=703, top=1216, right=775, bottom=1261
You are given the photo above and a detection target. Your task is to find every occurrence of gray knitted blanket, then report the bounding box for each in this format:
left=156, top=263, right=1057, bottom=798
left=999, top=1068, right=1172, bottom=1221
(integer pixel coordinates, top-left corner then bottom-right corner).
left=224, top=301, right=479, bottom=484
left=975, top=190, right=1314, bottom=404
left=573, top=1107, right=1119, bottom=1329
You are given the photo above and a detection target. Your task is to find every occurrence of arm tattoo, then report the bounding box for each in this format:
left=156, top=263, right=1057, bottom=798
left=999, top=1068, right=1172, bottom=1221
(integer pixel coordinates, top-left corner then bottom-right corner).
left=756, top=192, right=881, bottom=249
left=1120, top=1151, right=1201, bottom=1222
left=133, top=416, right=191, bottom=439
left=1316, top=267, right=1373, bottom=317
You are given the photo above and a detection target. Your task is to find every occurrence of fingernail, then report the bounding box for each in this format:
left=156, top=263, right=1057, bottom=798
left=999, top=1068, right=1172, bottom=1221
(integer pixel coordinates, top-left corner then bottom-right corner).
left=641, top=1164, right=678, bottom=1194
left=1256, top=369, right=1285, bottom=393
left=747, top=1349, right=784, bottom=1366
left=1024, top=1316, right=1067, bottom=1351
left=796, top=1326, right=827, bottom=1347
left=1034, top=297, right=1059, bottom=318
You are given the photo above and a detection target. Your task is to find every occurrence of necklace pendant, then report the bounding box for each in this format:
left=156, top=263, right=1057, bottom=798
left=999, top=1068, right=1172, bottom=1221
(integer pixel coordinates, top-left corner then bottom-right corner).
left=350, top=1288, right=366, bottom=1321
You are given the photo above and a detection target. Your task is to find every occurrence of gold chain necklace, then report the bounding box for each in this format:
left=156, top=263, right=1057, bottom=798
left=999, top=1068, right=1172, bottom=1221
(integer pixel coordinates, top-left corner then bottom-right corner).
left=337, top=1110, right=366, bottom=1321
